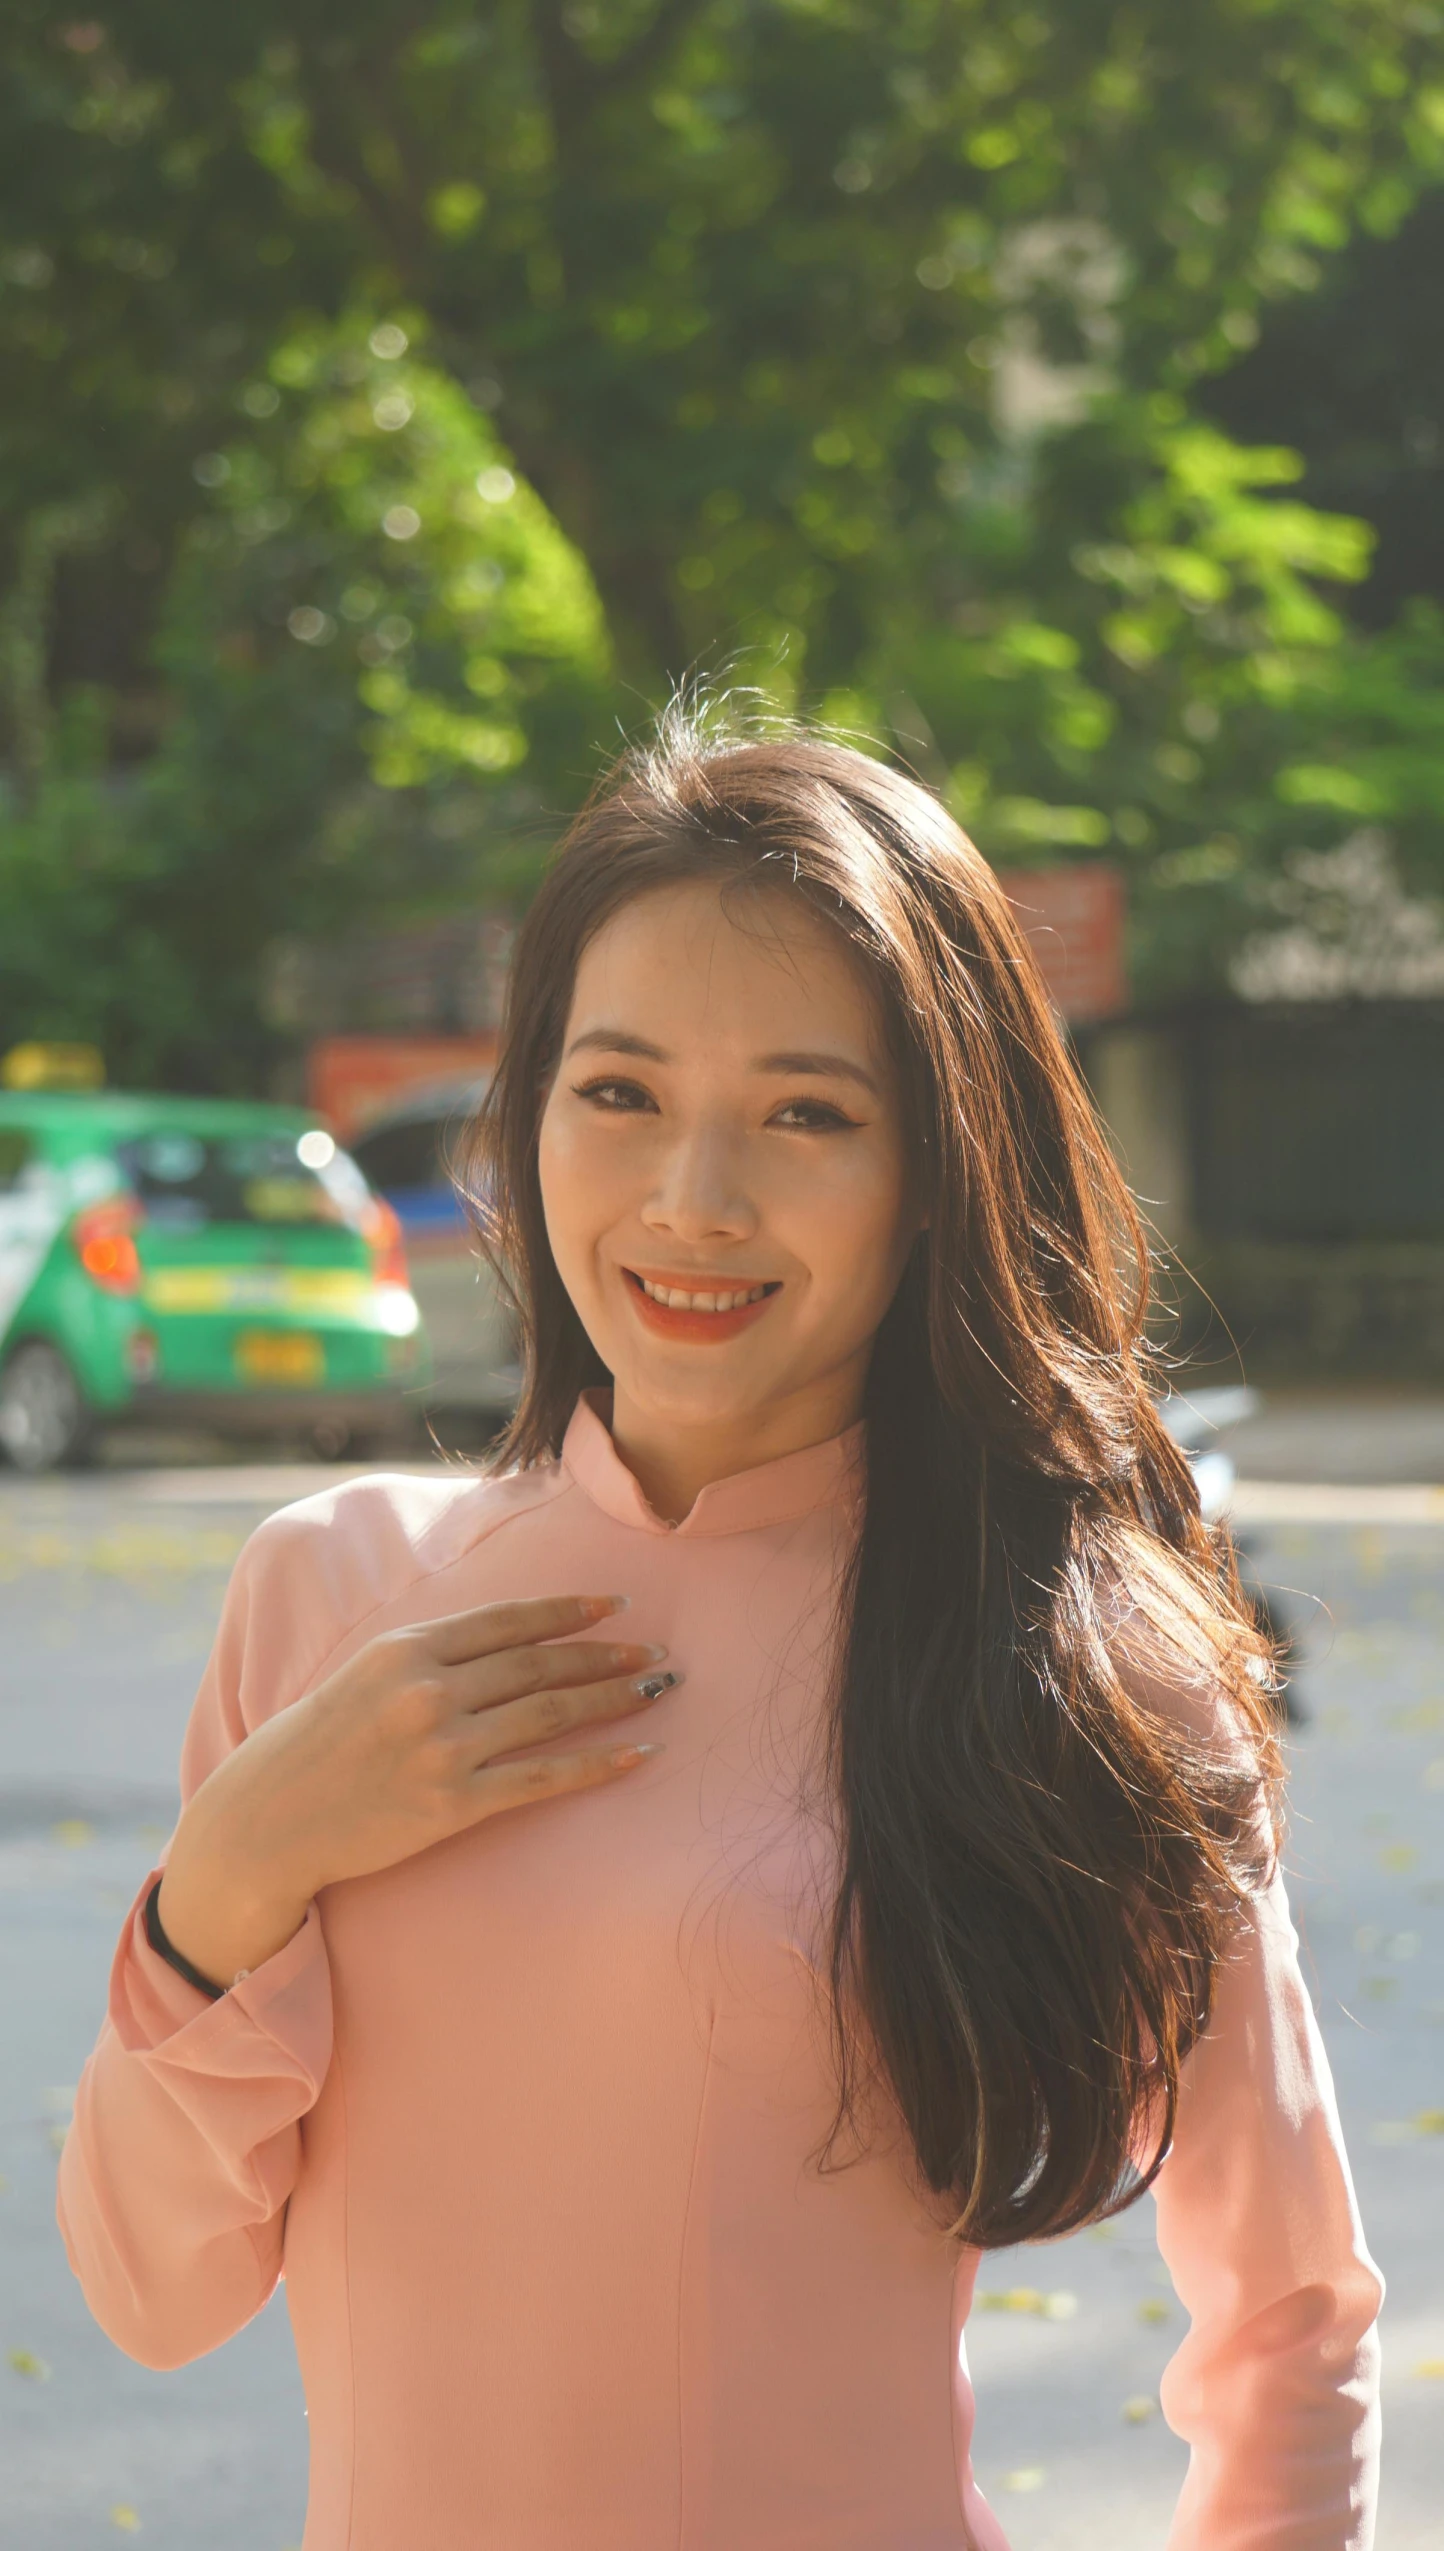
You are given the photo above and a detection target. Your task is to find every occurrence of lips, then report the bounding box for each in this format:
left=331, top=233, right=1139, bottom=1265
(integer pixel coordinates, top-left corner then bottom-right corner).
left=622, top=1266, right=782, bottom=1343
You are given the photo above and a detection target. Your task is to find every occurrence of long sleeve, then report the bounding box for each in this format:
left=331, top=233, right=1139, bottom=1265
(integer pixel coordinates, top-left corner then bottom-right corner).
left=1154, top=1871, right=1383, bottom=2551
left=56, top=1522, right=336, bottom=2370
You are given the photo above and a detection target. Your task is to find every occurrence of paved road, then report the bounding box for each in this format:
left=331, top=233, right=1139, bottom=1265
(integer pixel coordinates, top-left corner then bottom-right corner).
left=1, top=1462, right=1440, bottom=2549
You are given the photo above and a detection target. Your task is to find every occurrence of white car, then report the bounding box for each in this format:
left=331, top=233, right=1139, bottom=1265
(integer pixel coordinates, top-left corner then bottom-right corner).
left=348, top=1081, right=520, bottom=1427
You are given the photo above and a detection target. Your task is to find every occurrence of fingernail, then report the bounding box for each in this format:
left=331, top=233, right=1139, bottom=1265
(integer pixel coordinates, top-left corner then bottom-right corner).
left=614, top=1742, right=665, bottom=1767
left=607, top=1593, right=631, bottom=1611
left=634, top=1670, right=681, bottom=1702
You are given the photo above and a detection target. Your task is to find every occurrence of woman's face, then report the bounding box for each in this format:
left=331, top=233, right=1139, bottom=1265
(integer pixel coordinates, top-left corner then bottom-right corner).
left=537, top=878, right=920, bottom=1461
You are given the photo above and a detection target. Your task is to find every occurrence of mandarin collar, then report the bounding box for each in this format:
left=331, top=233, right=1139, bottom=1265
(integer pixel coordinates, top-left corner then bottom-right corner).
left=560, top=1389, right=864, bottom=1538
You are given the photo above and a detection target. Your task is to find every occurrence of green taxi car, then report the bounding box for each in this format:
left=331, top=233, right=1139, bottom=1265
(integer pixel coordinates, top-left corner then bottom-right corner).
left=0, top=1092, right=429, bottom=1471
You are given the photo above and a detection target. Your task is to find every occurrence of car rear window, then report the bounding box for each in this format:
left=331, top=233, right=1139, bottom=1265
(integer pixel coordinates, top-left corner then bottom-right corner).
left=116, top=1131, right=374, bottom=1232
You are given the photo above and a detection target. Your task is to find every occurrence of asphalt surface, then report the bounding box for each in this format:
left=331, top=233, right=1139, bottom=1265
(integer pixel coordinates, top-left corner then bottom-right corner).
left=0, top=1447, right=1441, bottom=2549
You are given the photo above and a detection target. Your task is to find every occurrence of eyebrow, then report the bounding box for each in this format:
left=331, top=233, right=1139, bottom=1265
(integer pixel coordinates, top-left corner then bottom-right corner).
left=563, top=1027, right=881, bottom=1096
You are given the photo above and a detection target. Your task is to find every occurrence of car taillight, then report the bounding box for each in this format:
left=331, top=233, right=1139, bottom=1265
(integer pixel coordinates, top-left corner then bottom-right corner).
left=72, top=1198, right=144, bottom=1296
left=364, top=1196, right=410, bottom=1290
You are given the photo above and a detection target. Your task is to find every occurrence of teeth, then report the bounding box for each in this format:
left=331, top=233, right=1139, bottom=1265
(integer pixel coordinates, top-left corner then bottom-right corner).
left=639, top=1277, right=771, bottom=1313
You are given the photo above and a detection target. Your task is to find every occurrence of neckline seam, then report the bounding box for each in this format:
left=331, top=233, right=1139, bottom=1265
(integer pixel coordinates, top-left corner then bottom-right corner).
left=561, top=1393, right=865, bottom=1537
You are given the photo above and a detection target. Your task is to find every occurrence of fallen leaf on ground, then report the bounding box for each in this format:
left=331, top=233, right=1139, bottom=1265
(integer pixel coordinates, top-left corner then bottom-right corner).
left=1001, top=2468, right=1046, bottom=2492
left=1137, top=2298, right=1172, bottom=2324
left=1122, top=2395, right=1157, bottom=2424
left=109, top=2508, right=140, bottom=2532
left=974, top=2286, right=1077, bottom=2319
left=1386, top=1702, right=1444, bottom=1733
left=51, top=1819, right=94, bottom=1847
left=8, top=2348, right=50, bottom=2380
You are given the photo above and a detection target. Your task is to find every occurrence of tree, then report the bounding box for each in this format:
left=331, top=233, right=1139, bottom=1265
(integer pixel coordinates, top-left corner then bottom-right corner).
left=4, top=0, right=1444, bottom=1079
left=0, top=315, right=613, bottom=1083
left=1204, top=179, right=1444, bottom=633
left=9, top=0, right=1441, bottom=678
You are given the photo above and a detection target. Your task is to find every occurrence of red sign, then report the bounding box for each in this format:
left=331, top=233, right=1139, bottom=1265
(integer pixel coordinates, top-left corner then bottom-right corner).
left=1000, top=864, right=1127, bottom=1024
left=307, top=1034, right=498, bottom=1143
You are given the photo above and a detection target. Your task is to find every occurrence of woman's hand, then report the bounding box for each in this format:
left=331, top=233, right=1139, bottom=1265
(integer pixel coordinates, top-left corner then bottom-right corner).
left=156, top=1595, right=673, bottom=1991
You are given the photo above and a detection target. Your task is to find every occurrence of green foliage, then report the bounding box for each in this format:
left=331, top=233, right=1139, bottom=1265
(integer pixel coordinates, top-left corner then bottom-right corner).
left=825, top=398, right=1444, bottom=995
left=1204, top=183, right=1444, bottom=631
left=3, top=0, right=1444, bottom=1079
left=185, top=318, right=612, bottom=792
left=0, top=775, right=195, bottom=1085
left=0, top=317, right=614, bottom=1083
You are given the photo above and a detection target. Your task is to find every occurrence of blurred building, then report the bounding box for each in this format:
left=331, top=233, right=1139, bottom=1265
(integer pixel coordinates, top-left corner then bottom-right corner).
left=1074, top=837, right=1444, bottom=1380
left=263, top=914, right=515, bottom=1051
left=261, top=912, right=510, bottom=1141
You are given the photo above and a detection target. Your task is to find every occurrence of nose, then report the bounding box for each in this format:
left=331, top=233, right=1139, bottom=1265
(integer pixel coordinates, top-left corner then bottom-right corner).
left=638, top=1120, right=758, bottom=1246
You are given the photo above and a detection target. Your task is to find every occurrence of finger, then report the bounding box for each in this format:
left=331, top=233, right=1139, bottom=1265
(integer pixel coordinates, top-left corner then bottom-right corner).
left=444, top=1638, right=668, bottom=1718
left=423, top=1593, right=628, bottom=1668
left=466, top=1667, right=681, bottom=1767
left=472, top=1739, right=664, bottom=1820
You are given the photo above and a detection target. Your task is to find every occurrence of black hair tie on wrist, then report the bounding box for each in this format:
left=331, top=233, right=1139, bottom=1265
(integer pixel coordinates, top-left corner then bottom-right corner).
left=143, top=1876, right=227, bottom=2002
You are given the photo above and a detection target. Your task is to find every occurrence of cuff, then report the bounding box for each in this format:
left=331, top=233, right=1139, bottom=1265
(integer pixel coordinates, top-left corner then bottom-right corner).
left=109, top=1865, right=330, bottom=2067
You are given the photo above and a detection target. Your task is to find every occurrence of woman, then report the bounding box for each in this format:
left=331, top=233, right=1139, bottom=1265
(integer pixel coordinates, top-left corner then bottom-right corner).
left=59, top=717, right=1381, bottom=2549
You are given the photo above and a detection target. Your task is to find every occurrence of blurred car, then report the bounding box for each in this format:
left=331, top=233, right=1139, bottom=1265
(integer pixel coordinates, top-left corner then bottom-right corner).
left=348, top=1079, right=520, bottom=1425
left=0, top=1092, right=427, bottom=1471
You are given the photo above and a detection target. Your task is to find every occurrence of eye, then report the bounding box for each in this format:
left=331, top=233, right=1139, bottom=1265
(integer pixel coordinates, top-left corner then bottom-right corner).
left=770, top=1097, right=861, bottom=1132
left=571, top=1075, right=658, bottom=1114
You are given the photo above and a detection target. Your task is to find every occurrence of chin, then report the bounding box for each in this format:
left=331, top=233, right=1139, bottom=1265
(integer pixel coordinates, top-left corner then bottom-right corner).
left=613, top=1353, right=776, bottom=1431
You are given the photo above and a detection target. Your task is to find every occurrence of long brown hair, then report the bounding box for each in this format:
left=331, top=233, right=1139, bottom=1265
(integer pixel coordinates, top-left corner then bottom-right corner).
left=466, top=708, right=1280, bottom=2246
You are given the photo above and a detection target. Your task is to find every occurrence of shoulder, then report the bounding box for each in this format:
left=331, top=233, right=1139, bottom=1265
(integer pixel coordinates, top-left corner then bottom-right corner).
left=1097, top=1536, right=1272, bottom=1772
left=253, top=1456, right=563, bottom=1570
left=1096, top=1537, right=1282, bottom=1886
left=243, top=1458, right=569, bottom=1602
left=224, top=1460, right=571, bottom=1702
left=181, top=1459, right=579, bottom=1784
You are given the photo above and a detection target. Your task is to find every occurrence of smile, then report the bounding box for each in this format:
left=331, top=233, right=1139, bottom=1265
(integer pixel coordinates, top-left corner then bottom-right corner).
left=622, top=1268, right=783, bottom=1339
left=636, top=1274, right=775, bottom=1313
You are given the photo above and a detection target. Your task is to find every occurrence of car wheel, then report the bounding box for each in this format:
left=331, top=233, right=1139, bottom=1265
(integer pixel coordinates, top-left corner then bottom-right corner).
left=0, top=1341, right=95, bottom=1473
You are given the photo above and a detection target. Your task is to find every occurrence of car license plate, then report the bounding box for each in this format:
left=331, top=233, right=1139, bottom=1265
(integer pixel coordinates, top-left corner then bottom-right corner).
left=235, top=1330, right=324, bottom=1386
